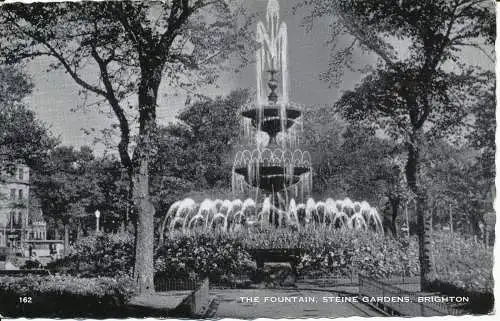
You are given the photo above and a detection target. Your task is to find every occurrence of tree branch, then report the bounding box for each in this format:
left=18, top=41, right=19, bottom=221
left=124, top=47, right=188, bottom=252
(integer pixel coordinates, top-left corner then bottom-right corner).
left=452, top=42, right=495, bottom=63
left=6, top=15, right=108, bottom=97
left=338, top=14, right=398, bottom=71
left=90, top=43, right=133, bottom=169
left=168, top=53, right=198, bottom=68
left=158, top=0, right=192, bottom=58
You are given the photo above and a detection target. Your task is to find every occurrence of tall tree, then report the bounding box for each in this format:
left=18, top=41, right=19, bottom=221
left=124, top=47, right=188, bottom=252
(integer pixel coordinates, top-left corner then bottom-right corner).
left=33, top=146, right=99, bottom=254
left=304, top=106, right=409, bottom=236
left=90, top=155, right=131, bottom=233
left=0, top=1, right=251, bottom=292
left=0, top=65, right=33, bottom=112
left=0, top=66, right=57, bottom=178
left=150, top=89, right=249, bottom=219
left=301, top=0, right=495, bottom=289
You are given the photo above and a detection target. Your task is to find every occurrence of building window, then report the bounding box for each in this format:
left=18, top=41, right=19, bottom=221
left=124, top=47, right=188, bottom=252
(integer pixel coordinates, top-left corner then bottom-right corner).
left=18, top=189, right=23, bottom=201
left=10, top=189, right=16, bottom=200
left=18, top=168, right=23, bottom=181
left=9, top=211, right=15, bottom=228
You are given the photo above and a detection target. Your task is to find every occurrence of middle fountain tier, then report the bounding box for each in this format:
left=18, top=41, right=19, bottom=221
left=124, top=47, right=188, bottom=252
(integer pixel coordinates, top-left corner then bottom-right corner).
left=232, top=99, right=312, bottom=197
left=233, top=147, right=311, bottom=192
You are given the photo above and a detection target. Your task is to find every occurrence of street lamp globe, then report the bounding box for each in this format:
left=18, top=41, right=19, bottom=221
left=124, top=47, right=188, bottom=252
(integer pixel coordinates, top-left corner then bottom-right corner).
left=94, top=210, right=101, bottom=233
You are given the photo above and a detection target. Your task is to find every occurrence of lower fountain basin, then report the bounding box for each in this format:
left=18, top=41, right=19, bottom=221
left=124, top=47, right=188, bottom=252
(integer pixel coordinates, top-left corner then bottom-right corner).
left=234, top=165, right=310, bottom=192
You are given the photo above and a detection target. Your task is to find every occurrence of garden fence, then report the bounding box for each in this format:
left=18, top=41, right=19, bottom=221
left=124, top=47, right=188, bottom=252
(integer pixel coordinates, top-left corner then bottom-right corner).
left=296, top=271, right=419, bottom=288
left=208, top=271, right=420, bottom=289
left=359, top=274, right=463, bottom=316
left=154, top=275, right=201, bottom=292
left=209, top=275, right=253, bottom=289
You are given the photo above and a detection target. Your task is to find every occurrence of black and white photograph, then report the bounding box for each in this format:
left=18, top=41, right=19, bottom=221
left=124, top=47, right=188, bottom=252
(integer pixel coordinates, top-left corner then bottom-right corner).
left=0, top=0, right=496, bottom=318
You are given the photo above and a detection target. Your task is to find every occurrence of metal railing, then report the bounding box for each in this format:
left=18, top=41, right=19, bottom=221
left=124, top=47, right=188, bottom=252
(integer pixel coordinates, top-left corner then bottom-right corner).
left=0, top=269, right=51, bottom=276
left=359, top=274, right=463, bottom=316
left=154, top=275, right=201, bottom=292
left=296, top=274, right=358, bottom=287
left=209, top=275, right=253, bottom=289
left=296, top=271, right=419, bottom=288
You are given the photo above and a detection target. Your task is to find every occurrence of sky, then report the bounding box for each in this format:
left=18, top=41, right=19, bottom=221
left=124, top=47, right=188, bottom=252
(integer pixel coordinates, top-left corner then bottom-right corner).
left=21, top=0, right=493, bottom=155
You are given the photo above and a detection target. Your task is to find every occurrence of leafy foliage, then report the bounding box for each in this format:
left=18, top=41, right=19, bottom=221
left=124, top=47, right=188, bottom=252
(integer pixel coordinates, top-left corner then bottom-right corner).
left=235, top=227, right=419, bottom=278
left=0, top=65, right=33, bottom=110
left=303, top=106, right=408, bottom=235
left=155, top=232, right=256, bottom=283
left=0, top=0, right=253, bottom=172
left=0, top=0, right=253, bottom=292
left=431, top=232, right=493, bottom=293
left=46, top=226, right=492, bottom=295
left=150, top=89, right=250, bottom=214
left=88, top=156, right=131, bottom=229
left=299, top=0, right=495, bottom=287
left=0, top=66, right=58, bottom=177
left=46, top=232, right=134, bottom=277
left=31, top=145, right=102, bottom=245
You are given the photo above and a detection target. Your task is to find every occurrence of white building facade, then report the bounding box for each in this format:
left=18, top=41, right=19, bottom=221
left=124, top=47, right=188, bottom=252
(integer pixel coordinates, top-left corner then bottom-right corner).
left=0, top=164, right=46, bottom=248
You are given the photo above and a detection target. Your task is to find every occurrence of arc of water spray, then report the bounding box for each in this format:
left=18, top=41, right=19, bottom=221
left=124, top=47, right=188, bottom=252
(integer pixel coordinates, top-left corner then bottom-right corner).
left=159, top=200, right=181, bottom=244
left=160, top=197, right=384, bottom=236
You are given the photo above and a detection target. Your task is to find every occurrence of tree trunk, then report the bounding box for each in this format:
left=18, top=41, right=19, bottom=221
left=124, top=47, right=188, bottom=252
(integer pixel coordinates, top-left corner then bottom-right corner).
left=405, top=137, right=434, bottom=291
left=132, top=66, right=162, bottom=294
left=76, top=219, right=81, bottom=240
left=132, top=159, right=155, bottom=294
left=390, top=197, right=399, bottom=238
left=63, top=222, right=69, bottom=256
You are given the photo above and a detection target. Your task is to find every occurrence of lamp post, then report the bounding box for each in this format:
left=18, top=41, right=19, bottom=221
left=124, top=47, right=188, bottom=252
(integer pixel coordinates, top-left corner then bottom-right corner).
left=95, top=210, right=101, bottom=233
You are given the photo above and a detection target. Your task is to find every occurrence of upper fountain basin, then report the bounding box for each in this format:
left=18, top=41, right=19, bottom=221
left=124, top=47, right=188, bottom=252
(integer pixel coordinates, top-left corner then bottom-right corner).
left=241, top=104, right=302, bottom=139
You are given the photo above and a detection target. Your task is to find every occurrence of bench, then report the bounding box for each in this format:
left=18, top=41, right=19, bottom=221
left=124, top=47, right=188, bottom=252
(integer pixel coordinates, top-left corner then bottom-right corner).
left=248, top=248, right=301, bottom=282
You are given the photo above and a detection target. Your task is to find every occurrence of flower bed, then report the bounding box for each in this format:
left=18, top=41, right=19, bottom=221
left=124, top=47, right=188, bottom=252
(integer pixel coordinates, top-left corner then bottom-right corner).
left=45, top=228, right=492, bottom=296
left=232, top=227, right=419, bottom=278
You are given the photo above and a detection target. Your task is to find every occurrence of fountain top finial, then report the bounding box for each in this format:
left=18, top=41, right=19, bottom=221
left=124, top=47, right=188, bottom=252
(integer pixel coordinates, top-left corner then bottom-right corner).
left=267, top=0, right=280, bottom=22
left=256, top=0, right=288, bottom=106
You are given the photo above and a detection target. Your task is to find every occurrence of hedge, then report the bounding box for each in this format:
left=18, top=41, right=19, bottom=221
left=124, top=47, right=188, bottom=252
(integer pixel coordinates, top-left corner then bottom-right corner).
left=0, top=275, right=135, bottom=318
left=46, top=229, right=493, bottom=295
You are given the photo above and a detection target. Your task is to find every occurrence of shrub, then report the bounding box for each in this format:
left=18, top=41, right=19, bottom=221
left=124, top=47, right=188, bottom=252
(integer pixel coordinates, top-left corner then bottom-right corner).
left=46, top=226, right=492, bottom=297
left=230, top=227, right=419, bottom=278
left=428, top=279, right=494, bottom=314
left=155, top=231, right=256, bottom=283
left=0, top=275, right=135, bottom=317
left=155, top=228, right=419, bottom=281
left=431, top=232, right=493, bottom=293
left=47, top=232, right=134, bottom=277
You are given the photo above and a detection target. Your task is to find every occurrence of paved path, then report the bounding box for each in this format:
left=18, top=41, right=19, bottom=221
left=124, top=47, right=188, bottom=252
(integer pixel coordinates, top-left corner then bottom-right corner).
left=211, top=289, right=382, bottom=318
left=129, top=290, right=192, bottom=310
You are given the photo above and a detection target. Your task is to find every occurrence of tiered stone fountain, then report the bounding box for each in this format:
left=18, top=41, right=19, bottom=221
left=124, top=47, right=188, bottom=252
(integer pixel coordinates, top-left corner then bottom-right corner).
left=158, top=0, right=383, bottom=239
left=232, top=0, right=312, bottom=225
